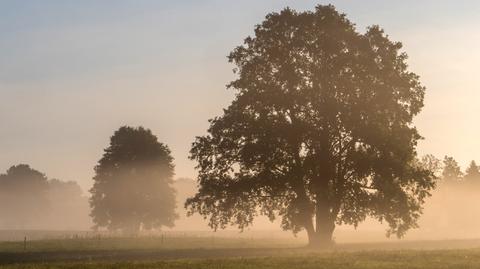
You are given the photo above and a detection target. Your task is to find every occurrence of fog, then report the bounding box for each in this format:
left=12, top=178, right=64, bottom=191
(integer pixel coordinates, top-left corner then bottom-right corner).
left=2, top=170, right=480, bottom=244
left=0, top=165, right=91, bottom=231
left=178, top=180, right=480, bottom=242
left=171, top=178, right=480, bottom=243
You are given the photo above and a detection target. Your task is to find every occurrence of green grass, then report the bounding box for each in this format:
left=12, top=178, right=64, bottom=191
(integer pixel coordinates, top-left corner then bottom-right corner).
left=4, top=249, right=480, bottom=269
left=3, top=236, right=480, bottom=268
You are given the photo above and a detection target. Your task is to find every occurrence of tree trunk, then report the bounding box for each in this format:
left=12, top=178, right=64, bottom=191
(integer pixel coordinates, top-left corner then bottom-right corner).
left=304, top=219, right=318, bottom=246
left=307, top=197, right=335, bottom=248
left=306, top=220, right=335, bottom=248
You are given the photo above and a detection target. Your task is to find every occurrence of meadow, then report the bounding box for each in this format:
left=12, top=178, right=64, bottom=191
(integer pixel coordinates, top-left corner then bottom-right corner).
left=2, top=234, right=480, bottom=268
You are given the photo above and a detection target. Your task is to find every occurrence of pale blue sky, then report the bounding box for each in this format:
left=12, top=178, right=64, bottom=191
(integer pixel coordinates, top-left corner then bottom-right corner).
left=1, top=1, right=480, bottom=191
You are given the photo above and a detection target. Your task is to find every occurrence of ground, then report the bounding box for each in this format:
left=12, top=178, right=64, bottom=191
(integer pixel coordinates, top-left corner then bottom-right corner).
left=2, top=235, right=480, bottom=268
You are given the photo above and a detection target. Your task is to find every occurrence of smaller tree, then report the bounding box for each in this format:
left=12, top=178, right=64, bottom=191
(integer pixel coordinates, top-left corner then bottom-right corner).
left=47, top=178, right=90, bottom=230
left=89, top=126, right=177, bottom=233
left=0, top=164, right=50, bottom=228
left=0, top=165, right=89, bottom=230
left=441, top=156, right=463, bottom=182
left=464, top=161, right=480, bottom=182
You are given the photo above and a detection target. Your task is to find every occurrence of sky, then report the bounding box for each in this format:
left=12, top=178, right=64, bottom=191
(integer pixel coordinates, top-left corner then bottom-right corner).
left=1, top=0, right=480, bottom=192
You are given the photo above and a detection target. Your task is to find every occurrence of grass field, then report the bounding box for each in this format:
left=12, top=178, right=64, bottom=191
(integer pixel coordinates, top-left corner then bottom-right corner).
left=3, top=236, right=480, bottom=268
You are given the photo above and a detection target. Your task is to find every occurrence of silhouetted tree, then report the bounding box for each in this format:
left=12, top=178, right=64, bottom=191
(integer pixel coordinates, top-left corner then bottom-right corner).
left=0, top=164, right=49, bottom=228
left=0, top=165, right=89, bottom=229
left=442, top=156, right=463, bottom=182
left=90, top=126, right=177, bottom=233
left=186, top=5, right=436, bottom=247
left=464, top=160, right=480, bottom=182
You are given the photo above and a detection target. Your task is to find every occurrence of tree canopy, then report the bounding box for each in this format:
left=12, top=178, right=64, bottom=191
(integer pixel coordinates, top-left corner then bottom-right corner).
left=186, top=5, right=436, bottom=247
left=0, top=164, right=87, bottom=229
left=0, top=164, right=49, bottom=227
left=464, top=161, right=480, bottom=182
left=90, top=126, right=177, bottom=233
left=442, top=156, right=463, bottom=182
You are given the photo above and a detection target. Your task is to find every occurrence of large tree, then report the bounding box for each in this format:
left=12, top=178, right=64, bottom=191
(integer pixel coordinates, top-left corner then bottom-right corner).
left=90, top=126, right=177, bottom=233
left=186, top=5, right=436, bottom=247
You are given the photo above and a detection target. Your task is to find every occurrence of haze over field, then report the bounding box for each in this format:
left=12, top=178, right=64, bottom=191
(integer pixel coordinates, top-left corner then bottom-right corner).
left=1, top=174, right=480, bottom=244
left=2, top=1, right=480, bottom=246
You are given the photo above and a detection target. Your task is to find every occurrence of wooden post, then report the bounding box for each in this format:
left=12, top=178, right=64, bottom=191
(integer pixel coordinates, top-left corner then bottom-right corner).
left=23, top=236, right=26, bottom=251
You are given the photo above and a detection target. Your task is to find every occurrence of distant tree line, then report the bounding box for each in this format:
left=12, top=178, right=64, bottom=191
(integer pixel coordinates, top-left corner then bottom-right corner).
left=441, top=156, right=480, bottom=183
left=0, top=126, right=178, bottom=234
left=0, top=164, right=88, bottom=229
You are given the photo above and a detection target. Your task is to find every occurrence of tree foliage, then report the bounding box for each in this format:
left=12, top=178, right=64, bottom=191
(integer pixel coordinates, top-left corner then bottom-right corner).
left=186, top=5, right=436, bottom=246
left=464, top=160, right=480, bottom=182
left=90, top=126, right=177, bottom=233
left=420, top=154, right=442, bottom=178
left=0, top=164, right=49, bottom=227
left=442, top=156, right=463, bottom=181
left=0, top=164, right=86, bottom=229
